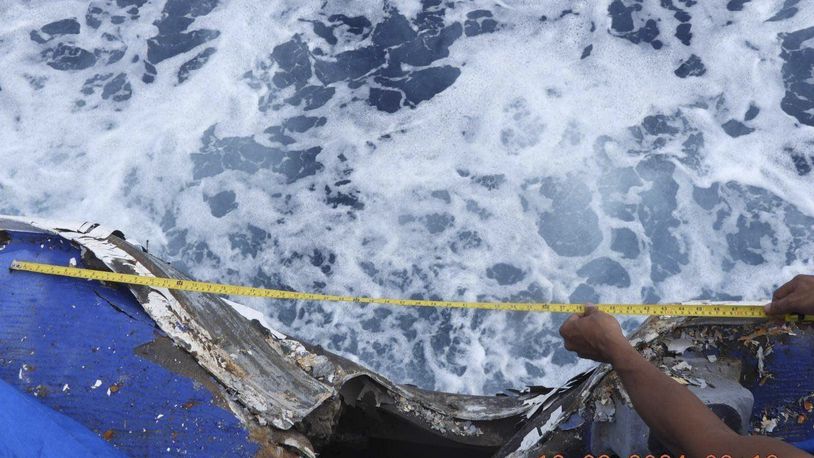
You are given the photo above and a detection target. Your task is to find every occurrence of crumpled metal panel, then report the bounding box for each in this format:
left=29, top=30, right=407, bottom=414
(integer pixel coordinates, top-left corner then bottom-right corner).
left=1, top=216, right=542, bottom=455
left=2, top=216, right=336, bottom=432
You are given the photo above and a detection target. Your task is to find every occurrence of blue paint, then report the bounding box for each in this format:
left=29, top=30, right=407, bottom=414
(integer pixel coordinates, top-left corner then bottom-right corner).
left=791, top=438, right=814, bottom=453
left=0, top=231, right=258, bottom=456
left=724, top=325, right=814, bottom=444
left=0, top=379, right=124, bottom=457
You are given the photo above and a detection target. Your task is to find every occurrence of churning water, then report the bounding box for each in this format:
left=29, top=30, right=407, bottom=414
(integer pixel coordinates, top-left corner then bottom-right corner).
left=1, top=0, right=813, bottom=394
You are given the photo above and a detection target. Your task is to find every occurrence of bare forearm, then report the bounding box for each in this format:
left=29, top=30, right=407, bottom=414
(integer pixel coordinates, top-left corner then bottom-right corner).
left=610, top=346, right=809, bottom=458
left=559, top=307, right=809, bottom=458
left=610, top=346, right=734, bottom=456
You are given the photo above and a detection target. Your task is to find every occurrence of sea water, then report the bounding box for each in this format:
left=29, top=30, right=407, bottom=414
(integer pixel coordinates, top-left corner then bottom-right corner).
left=0, top=0, right=812, bottom=395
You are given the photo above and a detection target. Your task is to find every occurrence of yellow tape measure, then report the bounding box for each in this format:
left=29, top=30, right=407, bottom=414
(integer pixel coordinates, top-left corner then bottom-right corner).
left=8, top=260, right=809, bottom=321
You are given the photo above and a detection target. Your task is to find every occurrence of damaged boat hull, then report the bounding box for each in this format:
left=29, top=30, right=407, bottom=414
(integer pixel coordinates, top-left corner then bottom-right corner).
left=0, top=217, right=536, bottom=457
left=499, top=316, right=814, bottom=456
left=0, top=228, right=263, bottom=456
left=2, top=216, right=812, bottom=457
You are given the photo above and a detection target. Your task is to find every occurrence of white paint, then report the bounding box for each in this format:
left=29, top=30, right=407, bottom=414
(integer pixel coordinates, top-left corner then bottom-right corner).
left=518, top=406, right=564, bottom=451
left=14, top=217, right=329, bottom=431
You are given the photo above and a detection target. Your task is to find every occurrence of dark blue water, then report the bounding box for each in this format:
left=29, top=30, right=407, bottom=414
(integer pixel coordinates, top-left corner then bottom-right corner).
left=1, top=0, right=813, bottom=394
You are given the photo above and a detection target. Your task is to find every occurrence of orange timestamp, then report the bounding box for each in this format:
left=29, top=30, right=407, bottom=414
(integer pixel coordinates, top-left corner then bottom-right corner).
left=538, top=455, right=781, bottom=458
left=537, top=455, right=686, bottom=458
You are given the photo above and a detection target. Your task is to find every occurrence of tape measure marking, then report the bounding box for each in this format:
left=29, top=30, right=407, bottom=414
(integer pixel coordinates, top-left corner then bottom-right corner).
left=6, top=260, right=790, bottom=320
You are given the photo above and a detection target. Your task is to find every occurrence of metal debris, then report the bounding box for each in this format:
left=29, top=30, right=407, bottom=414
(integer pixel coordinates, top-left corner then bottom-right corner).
left=392, top=394, right=484, bottom=437
left=739, top=325, right=794, bottom=344
left=756, top=345, right=775, bottom=385
left=32, top=384, right=48, bottom=397
left=518, top=406, right=564, bottom=451
left=593, top=399, right=615, bottom=422
left=760, top=414, right=778, bottom=433
left=310, top=356, right=333, bottom=380
left=636, top=331, right=659, bottom=345
left=107, top=383, right=122, bottom=396
left=558, top=412, right=585, bottom=431
left=666, top=337, right=694, bottom=355
left=671, top=361, right=692, bottom=372
left=684, top=377, right=707, bottom=389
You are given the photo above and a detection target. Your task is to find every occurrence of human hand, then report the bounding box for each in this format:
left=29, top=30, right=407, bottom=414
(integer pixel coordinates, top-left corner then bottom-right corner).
left=765, top=274, right=814, bottom=316
left=558, top=305, right=633, bottom=364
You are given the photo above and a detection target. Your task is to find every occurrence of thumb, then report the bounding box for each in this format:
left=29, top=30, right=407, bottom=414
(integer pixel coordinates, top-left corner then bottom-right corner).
left=582, top=303, right=598, bottom=317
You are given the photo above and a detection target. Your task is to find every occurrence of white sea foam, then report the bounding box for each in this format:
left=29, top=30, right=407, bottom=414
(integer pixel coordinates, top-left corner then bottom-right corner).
left=0, top=0, right=812, bottom=395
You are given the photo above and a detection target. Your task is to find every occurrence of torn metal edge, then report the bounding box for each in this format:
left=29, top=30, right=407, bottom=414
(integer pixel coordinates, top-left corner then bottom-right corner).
left=1, top=216, right=545, bottom=455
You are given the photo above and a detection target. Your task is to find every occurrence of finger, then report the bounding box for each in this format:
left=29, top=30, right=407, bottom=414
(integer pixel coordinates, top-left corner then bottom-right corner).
left=576, top=351, right=598, bottom=362
left=582, top=303, right=598, bottom=317
left=772, top=278, right=797, bottom=301
left=559, top=314, right=579, bottom=336
left=768, top=294, right=798, bottom=315
left=763, top=302, right=787, bottom=318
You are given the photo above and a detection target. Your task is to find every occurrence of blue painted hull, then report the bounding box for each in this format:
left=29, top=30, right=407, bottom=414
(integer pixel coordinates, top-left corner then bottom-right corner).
left=0, top=230, right=259, bottom=456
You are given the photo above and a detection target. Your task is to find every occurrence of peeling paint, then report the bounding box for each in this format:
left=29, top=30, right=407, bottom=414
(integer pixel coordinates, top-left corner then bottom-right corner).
left=4, top=216, right=538, bottom=455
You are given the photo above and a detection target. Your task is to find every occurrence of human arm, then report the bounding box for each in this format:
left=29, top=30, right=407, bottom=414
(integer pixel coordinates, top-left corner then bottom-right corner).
left=559, top=307, right=810, bottom=458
